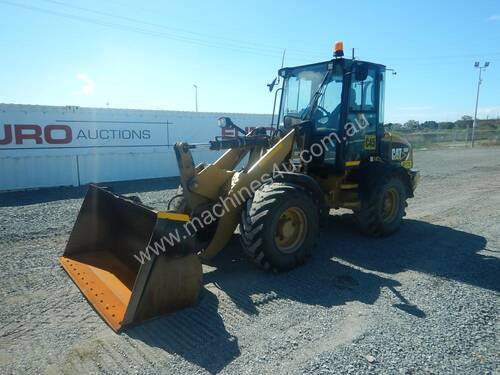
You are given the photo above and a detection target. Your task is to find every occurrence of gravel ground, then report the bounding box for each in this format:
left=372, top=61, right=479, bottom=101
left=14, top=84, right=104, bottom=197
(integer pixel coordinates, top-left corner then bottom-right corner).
left=0, top=147, right=499, bottom=374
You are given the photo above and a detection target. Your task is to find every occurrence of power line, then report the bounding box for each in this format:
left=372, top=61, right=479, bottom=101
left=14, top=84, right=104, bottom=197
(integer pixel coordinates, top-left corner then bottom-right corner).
left=2, top=0, right=499, bottom=66
left=0, top=1, right=271, bottom=57
left=36, top=0, right=327, bottom=59
left=0, top=0, right=326, bottom=61
left=383, top=52, right=500, bottom=61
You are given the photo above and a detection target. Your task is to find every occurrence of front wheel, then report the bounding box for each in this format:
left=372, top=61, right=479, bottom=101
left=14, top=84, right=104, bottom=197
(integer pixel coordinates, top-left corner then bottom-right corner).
left=354, top=173, right=407, bottom=236
left=240, top=182, right=319, bottom=272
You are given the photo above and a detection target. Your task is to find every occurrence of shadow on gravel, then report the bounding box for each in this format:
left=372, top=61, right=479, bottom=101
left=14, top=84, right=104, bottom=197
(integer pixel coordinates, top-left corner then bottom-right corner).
left=123, top=214, right=492, bottom=374
left=0, top=177, right=179, bottom=207
left=326, top=214, right=496, bottom=293
left=125, top=289, right=240, bottom=374
left=204, top=236, right=403, bottom=314
left=125, top=232, right=405, bottom=374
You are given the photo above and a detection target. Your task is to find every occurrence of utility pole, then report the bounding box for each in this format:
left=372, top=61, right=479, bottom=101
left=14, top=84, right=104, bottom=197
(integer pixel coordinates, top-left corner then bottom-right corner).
left=472, top=61, right=490, bottom=147
left=193, top=84, right=198, bottom=112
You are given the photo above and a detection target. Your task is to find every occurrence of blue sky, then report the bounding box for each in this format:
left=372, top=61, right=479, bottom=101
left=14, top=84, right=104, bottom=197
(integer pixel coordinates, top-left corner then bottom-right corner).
left=0, top=0, right=499, bottom=122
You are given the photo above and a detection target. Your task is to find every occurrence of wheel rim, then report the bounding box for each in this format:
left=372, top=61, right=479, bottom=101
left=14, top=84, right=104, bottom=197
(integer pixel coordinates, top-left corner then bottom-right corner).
left=274, top=206, right=307, bottom=253
left=382, top=187, right=399, bottom=223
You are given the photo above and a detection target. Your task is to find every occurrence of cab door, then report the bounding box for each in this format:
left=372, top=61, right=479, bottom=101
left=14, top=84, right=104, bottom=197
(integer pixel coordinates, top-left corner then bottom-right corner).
left=343, top=64, right=384, bottom=165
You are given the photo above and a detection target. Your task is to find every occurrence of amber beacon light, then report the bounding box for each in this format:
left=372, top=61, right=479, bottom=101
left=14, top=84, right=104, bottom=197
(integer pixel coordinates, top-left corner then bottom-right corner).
left=334, top=41, right=344, bottom=57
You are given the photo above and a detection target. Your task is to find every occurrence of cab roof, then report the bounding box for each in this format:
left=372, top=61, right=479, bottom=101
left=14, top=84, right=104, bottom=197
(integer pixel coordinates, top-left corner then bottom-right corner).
left=279, top=58, right=386, bottom=77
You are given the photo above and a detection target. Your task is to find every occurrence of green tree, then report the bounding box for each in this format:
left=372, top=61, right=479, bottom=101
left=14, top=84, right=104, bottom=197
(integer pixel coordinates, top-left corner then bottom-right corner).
left=404, top=120, right=419, bottom=130
left=455, top=117, right=472, bottom=129
left=422, top=121, right=438, bottom=130
left=439, top=122, right=455, bottom=130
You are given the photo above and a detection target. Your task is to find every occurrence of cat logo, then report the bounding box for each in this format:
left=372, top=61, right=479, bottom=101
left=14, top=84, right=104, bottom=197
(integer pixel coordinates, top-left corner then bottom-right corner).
left=392, top=147, right=409, bottom=161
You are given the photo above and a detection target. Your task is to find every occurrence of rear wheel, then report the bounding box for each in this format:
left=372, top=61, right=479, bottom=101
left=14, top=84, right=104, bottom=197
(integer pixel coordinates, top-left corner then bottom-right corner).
left=240, top=182, right=319, bottom=271
left=355, top=171, right=407, bottom=236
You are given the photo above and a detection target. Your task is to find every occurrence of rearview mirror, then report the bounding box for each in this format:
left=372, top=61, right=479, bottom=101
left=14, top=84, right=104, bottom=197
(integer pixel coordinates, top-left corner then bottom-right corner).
left=267, top=77, right=277, bottom=92
left=217, top=117, right=247, bottom=135
left=218, top=117, right=235, bottom=128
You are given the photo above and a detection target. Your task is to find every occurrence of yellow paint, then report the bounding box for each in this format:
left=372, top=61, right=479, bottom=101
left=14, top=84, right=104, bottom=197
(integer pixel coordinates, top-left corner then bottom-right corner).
left=157, top=211, right=190, bottom=222
left=340, top=183, right=359, bottom=189
left=190, top=166, right=235, bottom=200
left=202, top=129, right=296, bottom=259
left=345, top=160, right=361, bottom=167
left=401, top=160, right=413, bottom=169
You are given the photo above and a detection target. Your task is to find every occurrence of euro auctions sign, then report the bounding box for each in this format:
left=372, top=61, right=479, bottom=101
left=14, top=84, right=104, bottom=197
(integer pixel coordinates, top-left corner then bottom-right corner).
left=0, top=122, right=168, bottom=149
left=0, top=105, right=273, bottom=154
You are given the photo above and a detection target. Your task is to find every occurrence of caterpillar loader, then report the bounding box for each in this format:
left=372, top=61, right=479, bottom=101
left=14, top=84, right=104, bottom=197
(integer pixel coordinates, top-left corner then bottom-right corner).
left=59, top=42, right=419, bottom=331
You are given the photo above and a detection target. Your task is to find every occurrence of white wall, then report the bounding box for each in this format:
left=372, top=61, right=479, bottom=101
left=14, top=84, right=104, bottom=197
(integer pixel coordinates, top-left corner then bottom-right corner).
left=0, top=154, right=78, bottom=190
left=0, top=104, right=272, bottom=191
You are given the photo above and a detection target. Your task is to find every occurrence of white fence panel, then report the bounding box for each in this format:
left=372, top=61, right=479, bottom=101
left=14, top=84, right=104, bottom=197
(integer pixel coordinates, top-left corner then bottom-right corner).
left=0, top=155, right=78, bottom=190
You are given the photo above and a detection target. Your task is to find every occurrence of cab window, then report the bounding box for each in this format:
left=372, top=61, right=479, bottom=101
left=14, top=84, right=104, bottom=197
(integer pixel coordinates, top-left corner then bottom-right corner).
left=312, top=65, right=343, bottom=131
left=350, top=68, right=376, bottom=112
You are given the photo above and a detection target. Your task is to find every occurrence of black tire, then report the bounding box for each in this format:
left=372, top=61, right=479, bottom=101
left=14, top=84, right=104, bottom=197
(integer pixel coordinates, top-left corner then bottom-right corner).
left=240, top=182, right=319, bottom=272
left=354, top=170, right=407, bottom=236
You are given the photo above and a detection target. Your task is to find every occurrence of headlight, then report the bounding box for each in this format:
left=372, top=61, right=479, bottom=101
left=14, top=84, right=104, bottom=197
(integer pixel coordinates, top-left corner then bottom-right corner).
left=218, top=117, right=227, bottom=128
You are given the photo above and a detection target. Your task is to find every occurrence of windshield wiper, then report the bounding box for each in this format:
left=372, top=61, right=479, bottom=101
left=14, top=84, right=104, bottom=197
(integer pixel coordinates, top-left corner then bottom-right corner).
left=301, top=71, right=330, bottom=120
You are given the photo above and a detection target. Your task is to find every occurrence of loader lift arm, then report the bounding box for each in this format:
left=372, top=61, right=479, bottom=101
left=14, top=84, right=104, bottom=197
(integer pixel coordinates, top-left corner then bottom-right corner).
left=174, top=129, right=296, bottom=260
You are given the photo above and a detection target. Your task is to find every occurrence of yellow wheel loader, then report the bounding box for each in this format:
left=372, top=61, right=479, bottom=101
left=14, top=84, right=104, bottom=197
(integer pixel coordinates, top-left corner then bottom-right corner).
left=59, top=44, right=419, bottom=331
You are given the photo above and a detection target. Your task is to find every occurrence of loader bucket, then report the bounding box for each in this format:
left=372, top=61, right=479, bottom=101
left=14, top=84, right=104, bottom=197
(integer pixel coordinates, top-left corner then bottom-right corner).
left=59, top=184, right=202, bottom=332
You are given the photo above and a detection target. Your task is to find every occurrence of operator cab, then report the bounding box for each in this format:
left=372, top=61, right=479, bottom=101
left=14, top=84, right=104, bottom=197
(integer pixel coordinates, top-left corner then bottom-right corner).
left=277, top=52, right=386, bottom=173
